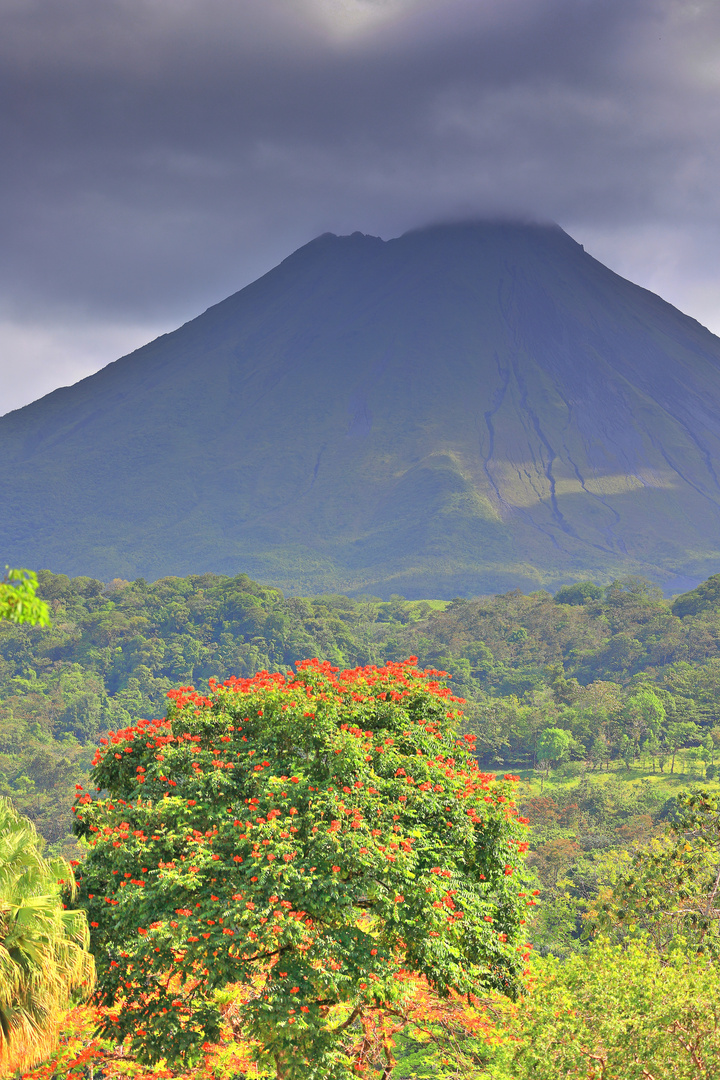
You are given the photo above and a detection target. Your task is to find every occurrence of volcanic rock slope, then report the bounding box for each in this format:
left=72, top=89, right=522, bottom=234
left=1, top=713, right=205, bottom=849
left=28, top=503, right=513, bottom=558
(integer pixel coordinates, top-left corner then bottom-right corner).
left=3, top=221, right=720, bottom=597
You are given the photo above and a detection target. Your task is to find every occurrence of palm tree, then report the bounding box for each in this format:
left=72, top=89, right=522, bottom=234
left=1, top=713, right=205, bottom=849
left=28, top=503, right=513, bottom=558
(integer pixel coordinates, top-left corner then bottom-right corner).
left=0, top=798, right=94, bottom=1073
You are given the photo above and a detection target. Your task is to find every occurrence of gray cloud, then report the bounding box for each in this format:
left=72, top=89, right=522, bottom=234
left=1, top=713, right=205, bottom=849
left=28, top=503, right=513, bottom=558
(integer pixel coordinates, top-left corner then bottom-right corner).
left=3, top=0, right=720, bottom=412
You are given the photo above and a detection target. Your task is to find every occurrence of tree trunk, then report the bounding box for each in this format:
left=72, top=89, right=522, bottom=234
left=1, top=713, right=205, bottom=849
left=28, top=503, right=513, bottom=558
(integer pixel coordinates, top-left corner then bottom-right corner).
left=275, top=1054, right=288, bottom=1079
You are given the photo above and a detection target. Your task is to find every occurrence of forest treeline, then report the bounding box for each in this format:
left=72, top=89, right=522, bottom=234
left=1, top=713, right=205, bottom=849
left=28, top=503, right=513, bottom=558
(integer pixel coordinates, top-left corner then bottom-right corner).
left=2, top=568, right=720, bottom=851
left=6, top=569, right=720, bottom=1076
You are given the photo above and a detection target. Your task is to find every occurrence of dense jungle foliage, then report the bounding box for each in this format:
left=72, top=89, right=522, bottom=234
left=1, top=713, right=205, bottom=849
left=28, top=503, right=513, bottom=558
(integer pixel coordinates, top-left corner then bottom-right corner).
left=5, top=569, right=720, bottom=1076
left=3, top=568, right=720, bottom=959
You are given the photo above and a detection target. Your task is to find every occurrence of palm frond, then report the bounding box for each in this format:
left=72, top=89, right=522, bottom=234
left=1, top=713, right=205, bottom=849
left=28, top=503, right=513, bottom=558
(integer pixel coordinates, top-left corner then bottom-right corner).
left=0, top=798, right=95, bottom=1072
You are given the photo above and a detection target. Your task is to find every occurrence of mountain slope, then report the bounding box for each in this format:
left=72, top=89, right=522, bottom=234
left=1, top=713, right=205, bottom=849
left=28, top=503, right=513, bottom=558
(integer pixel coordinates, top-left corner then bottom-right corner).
left=3, top=220, right=720, bottom=597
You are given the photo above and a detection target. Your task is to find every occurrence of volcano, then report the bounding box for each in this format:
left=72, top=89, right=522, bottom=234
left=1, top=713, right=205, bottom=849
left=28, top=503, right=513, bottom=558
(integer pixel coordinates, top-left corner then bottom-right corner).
left=3, top=220, right=720, bottom=597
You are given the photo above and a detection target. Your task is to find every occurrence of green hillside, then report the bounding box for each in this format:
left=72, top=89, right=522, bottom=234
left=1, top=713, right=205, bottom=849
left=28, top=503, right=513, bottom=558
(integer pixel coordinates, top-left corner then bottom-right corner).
left=3, top=222, right=720, bottom=595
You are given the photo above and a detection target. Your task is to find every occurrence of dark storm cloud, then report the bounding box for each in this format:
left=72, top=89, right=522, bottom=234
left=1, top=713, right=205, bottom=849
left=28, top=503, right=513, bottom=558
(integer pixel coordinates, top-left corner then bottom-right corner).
left=2, top=0, right=720, bottom=410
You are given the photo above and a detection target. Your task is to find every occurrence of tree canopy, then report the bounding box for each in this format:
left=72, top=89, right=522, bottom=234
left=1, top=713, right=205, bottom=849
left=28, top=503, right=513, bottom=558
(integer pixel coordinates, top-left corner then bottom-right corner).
left=75, top=658, right=531, bottom=1078
left=488, top=939, right=720, bottom=1080
left=0, top=568, right=50, bottom=627
left=587, top=789, right=720, bottom=957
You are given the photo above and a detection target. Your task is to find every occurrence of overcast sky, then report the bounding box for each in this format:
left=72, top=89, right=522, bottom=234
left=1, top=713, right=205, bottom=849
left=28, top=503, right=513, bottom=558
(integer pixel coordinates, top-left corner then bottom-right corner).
left=3, top=0, right=720, bottom=414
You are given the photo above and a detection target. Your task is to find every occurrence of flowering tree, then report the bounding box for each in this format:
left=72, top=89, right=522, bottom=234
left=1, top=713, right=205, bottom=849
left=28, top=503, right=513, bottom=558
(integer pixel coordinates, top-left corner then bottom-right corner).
left=19, top=986, right=509, bottom=1080
left=17, top=999, right=271, bottom=1080
left=74, top=659, right=531, bottom=1079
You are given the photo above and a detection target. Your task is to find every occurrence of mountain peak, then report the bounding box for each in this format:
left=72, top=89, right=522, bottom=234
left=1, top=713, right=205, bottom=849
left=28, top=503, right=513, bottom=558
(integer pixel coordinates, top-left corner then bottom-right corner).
left=2, top=223, right=720, bottom=597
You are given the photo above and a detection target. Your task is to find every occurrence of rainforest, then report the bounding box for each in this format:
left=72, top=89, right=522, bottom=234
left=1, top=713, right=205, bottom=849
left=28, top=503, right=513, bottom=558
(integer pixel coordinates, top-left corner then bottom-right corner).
left=2, top=568, right=720, bottom=1077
